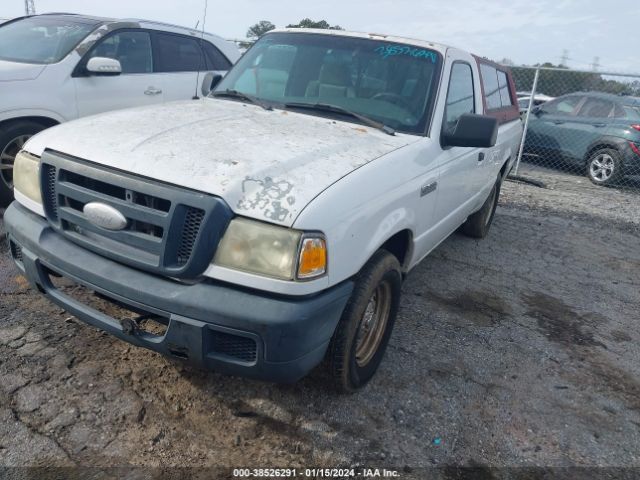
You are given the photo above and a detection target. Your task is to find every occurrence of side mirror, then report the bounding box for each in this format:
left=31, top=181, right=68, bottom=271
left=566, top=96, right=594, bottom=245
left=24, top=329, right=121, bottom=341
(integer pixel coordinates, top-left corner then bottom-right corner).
left=442, top=113, right=498, bottom=148
left=86, top=57, right=122, bottom=76
left=201, top=72, right=224, bottom=96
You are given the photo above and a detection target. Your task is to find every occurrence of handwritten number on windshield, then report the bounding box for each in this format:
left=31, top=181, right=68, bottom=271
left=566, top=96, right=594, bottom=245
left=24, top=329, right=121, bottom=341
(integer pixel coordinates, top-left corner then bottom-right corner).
left=375, top=45, right=437, bottom=63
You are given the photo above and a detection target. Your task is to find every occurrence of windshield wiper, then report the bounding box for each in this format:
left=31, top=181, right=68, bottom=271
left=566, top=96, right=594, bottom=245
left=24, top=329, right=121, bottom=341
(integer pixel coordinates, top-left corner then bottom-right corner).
left=284, top=102, right=396, bottom=136
left=211, top=89, right=273, bottom=111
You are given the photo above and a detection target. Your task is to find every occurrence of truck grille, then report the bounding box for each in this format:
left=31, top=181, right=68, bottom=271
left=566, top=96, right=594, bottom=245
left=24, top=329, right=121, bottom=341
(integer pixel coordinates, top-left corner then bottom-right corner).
left=177, top=207, right=205, bottom=266
left=42, top=164, right=58, bottom=221
left=40, top=151, right=233, bottom=279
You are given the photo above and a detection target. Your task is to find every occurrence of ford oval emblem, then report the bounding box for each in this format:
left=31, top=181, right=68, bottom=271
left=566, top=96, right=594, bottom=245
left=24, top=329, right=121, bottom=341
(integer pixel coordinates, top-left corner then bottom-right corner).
left=83, top=202, right=128, bottom=231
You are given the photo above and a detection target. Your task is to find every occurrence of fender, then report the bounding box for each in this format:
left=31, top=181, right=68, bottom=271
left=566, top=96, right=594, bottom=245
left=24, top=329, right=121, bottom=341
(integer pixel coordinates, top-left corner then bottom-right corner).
left=0, top=108, right=67, bottom=126
left=585, top=135, right=629, bottom=160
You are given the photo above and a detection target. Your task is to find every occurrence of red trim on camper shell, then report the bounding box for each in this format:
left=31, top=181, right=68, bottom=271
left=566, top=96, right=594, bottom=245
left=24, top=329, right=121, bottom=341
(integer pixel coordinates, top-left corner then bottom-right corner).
left=472, top=55, right=520, bottom=125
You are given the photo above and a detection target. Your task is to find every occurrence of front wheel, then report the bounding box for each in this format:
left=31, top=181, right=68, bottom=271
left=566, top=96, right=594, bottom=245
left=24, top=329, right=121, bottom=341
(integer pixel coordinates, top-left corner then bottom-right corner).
left=326, top=250, right=402, bottom=393
left=0, top=121, right=47, bottom=207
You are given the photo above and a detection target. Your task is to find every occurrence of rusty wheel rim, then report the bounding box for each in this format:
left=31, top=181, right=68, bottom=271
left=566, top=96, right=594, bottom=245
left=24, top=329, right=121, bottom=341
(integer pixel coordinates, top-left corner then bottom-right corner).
left=355, top=281, right=392, bottom=367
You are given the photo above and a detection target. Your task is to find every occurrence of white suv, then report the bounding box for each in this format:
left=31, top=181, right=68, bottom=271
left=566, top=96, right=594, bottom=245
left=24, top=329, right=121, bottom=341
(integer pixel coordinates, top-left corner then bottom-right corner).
left=6, top=29, right=522, bottom=392
left=0, top=13, right=240, bottom=206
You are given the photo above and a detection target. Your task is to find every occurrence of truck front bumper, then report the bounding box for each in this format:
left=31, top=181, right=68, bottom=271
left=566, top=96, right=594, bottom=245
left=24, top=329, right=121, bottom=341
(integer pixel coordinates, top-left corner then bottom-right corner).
left=5, top=202, right=353, bottom=383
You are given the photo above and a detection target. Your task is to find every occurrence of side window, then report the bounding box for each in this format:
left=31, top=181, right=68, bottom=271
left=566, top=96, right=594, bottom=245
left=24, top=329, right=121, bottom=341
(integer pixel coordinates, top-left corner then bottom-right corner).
left=578, top=98, right=614, bottom=118
left=480, top=64, right=514, bottom=110
left=155, top=33, right=204, bottom=73
left=623, top=106, right=640, bottom=120
left=480, top=64, right=501, bottom=110
left=88, top=31, right=152, bottom=74
left=497, top=70, right=514, bottom=107
left=202, top=41, right=231, bottom=70
left=540, top=96, right=582, bottom=116
left=443, top=62, right=475, bottom=134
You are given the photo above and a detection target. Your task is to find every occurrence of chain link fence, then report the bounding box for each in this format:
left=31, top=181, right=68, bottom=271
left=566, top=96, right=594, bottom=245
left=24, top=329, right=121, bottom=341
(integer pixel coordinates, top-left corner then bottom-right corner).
left=509, top=66, right=640, bottom=189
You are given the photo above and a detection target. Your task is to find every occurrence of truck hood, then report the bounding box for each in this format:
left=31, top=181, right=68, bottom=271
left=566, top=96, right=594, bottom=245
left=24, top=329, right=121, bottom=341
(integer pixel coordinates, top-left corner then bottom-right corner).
left=0, top=60, right=46, bottom=82
left=26, top=99, right=417, bottom=226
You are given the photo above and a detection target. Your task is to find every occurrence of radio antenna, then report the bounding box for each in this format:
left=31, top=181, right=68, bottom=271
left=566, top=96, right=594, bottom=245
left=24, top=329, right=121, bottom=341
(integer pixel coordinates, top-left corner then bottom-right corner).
left=193, top=0, right=209, bottom=99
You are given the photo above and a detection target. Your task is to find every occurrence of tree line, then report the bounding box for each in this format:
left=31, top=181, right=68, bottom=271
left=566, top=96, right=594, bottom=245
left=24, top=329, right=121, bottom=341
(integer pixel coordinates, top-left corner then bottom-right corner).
left=510, top=63, right=640, bottom=97
left=246, top=19, right=343, bottom=40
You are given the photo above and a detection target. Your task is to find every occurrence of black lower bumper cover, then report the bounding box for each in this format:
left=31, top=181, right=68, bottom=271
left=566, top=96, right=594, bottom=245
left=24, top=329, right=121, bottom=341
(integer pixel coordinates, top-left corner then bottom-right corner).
left=5, top=202, right=353, bottom=383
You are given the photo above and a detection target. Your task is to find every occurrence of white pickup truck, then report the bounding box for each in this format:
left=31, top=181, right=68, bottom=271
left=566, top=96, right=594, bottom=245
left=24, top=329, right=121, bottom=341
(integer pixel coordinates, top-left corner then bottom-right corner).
left=0, top=13, right=240, bottom=206
left=6, top=29, right=522, bottom=392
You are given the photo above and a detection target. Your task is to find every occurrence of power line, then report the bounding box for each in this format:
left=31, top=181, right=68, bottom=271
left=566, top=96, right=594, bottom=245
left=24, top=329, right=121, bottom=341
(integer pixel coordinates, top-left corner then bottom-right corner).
left=560, top=49, right=569, bottom=67
left=559, top=50, right=607, bottom=71
left=24, top=0, right=36, bottom=15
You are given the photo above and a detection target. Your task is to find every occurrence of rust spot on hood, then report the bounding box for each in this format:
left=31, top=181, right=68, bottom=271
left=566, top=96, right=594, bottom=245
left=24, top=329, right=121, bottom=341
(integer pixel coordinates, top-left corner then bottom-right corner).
left=238, top=177, right=296, bottom=223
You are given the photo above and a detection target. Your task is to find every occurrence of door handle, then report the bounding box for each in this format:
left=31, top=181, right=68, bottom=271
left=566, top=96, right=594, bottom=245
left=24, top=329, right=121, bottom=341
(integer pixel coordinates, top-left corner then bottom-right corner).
left=144, top=87, right=162, bottom=96
left=478, top=152, right=485, bottom=162
left=593, top=123, right=607, bottom=128
left=420, top=182, right=437, bottom=197
left=553, top=121, right=565, bottom=125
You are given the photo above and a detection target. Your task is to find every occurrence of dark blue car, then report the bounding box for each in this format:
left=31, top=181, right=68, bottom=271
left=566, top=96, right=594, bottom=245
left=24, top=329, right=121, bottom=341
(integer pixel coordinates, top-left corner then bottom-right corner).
left=524, top=92, right=640, bottom=185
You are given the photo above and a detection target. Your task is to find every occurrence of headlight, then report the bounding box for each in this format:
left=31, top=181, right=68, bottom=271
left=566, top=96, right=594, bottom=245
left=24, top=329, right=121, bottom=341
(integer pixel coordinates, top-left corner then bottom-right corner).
left=213, top=217, right=327, bottom=281
left=13, top=150, right=42, bottom=205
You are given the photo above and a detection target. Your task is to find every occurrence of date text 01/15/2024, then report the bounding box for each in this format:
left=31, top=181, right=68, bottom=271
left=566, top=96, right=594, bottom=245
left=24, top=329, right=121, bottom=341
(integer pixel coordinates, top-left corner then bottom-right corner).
left=232, top=468, right=400, bottom=477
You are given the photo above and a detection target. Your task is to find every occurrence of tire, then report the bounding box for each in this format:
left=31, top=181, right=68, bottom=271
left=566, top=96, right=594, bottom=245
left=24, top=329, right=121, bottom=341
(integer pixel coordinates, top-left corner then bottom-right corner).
left=326, top=250, right=402, bottom=393
left=0, top=121, right=47, bottom=208
left=460, top=176, right=501, bottom=239
left=586, top=148, right=623, bottom=186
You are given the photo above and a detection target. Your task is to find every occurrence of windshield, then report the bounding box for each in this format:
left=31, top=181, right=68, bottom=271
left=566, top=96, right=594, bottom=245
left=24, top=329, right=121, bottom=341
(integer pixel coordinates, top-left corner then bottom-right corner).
left=215, top=32, right=442, bottom=135
left=0, top=17, right=98, bottom=64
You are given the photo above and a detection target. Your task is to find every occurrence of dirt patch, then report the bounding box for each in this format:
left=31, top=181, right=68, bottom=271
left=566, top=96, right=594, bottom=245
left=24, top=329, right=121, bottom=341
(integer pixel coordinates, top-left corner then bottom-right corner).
left=581, top=356, right=640, bottom=412
left=522, top=292, right=608, bottom=349
left=424, top=290, right=511, bottom=327
left=610, top=330, right=633, bottom=343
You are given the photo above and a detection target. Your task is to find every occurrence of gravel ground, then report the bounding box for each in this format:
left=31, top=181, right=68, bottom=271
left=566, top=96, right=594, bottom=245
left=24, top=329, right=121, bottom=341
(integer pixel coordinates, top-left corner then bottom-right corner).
left=0, top=166, right=639, bottom=479
left=507, top=162, right=640, bottom=231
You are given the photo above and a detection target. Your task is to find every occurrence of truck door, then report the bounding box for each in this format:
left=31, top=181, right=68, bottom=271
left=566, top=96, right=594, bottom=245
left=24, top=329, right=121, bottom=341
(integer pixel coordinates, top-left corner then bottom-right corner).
left=430, top=57, right=483, bottom=236
left=570, top=96, right=617, bottom=161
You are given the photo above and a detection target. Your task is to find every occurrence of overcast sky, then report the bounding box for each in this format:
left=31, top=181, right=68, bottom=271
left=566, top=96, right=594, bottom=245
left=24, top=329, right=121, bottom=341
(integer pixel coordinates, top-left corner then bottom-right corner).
left=2, top=0, right=639, bottom=73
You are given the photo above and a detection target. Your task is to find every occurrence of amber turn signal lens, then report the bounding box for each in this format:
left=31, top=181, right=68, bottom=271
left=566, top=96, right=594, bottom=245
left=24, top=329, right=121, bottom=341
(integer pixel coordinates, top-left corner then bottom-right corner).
left=297, top=237, right=327, bottom=279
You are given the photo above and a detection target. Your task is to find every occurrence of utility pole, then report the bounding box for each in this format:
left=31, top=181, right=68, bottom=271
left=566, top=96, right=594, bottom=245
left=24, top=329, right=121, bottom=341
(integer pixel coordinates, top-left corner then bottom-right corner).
left=560, top=49, right=569, bottom=67
left=591, top=56, right=600, bottom=72
left=24, top=0, right=36, bottom=15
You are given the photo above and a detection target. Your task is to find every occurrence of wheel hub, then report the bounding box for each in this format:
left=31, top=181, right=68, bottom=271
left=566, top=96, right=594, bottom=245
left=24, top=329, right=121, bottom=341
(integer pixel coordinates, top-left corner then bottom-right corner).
left=1, top=134, right=31, bottom=190
left=355, top=282, right=392, bottom=367
left=590, top=154, right=614, bottom=182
